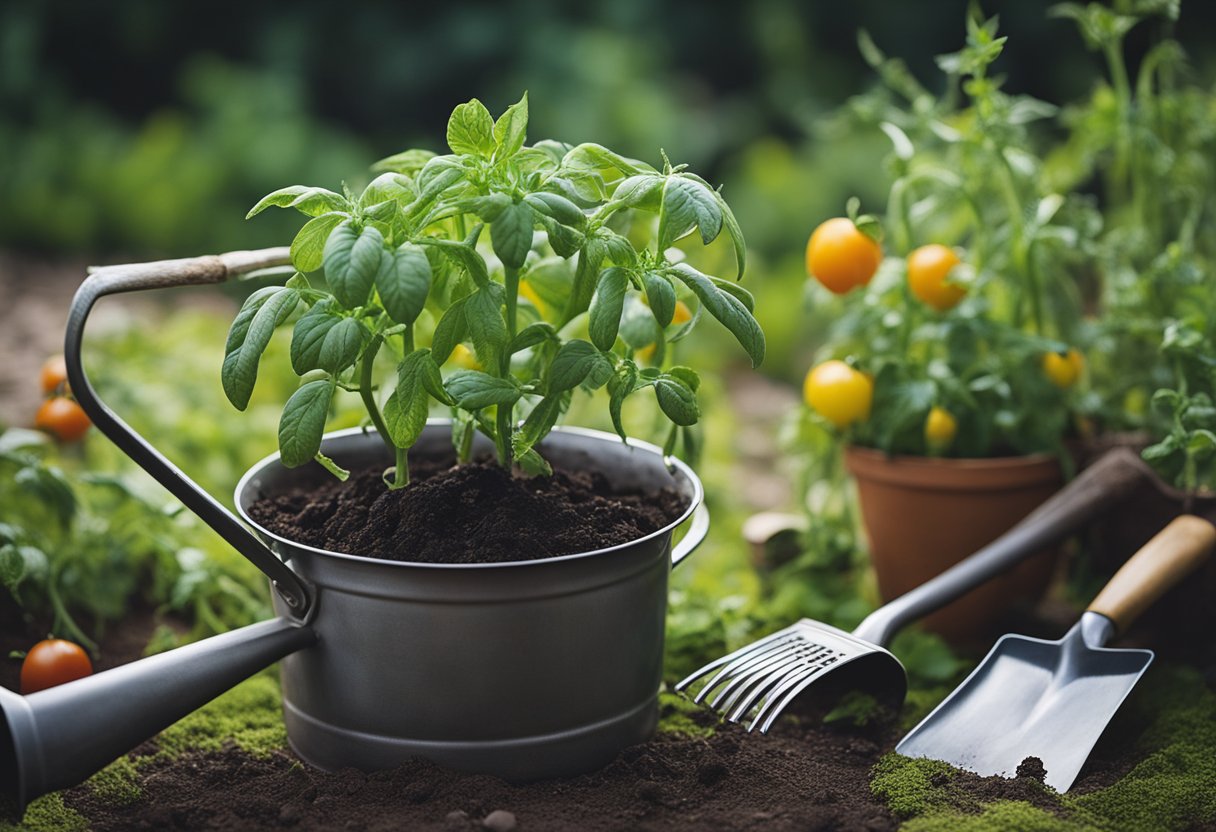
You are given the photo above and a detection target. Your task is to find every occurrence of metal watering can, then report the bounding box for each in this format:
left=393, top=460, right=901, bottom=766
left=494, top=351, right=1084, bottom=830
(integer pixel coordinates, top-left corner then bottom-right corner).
left=1, top=248, right=711, bottom=817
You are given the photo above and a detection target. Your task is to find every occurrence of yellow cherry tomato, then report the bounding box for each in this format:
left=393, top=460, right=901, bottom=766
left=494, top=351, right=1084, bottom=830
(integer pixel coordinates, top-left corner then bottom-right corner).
left=803, top=360, right=873, bottom=429
left=635, top=343, right=659, bottom=364
left=671, top=300, right=693, bottom=326
left=447, top=343, right=482, bottom=371
left=907, top=244, right=966, bottom=311
left=1043, top=349, right=1084, bottom=388
left=806, top=218, right=882, bottom=295
left=519, top=279, right=545, bottom=311
left=924, top=406, right=958, bottom=450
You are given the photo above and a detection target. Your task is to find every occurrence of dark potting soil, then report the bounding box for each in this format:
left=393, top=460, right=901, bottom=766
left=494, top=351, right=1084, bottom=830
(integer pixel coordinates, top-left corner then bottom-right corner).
left=65, top=704, right=1086, bottom=832
left=247, top=458, right=686, bottom=564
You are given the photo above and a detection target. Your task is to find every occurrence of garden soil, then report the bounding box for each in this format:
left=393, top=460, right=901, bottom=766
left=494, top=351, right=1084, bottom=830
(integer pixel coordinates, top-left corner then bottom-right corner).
left=248, top=458, right=686, bottom=563
left=64, top=702, right=1081, bottom=832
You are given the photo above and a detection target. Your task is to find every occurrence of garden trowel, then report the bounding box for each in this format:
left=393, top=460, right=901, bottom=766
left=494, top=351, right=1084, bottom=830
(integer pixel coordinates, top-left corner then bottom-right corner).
left=897, top=514, right=1216, bottom=792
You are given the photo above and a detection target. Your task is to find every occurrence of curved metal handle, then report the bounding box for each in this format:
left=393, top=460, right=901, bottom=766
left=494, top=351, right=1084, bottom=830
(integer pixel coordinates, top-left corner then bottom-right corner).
left=62, top=247, right=315, bottom=616
left=671, top=503, right=710, bottom=569
left=851, top=447, right=1151, bottom=647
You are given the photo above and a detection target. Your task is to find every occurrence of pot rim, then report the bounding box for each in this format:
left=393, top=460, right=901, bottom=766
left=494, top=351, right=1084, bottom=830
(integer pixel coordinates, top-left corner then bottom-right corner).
left=234, top=421, right=704, bottom=571
left=844, top=444, right=1062, bottom=491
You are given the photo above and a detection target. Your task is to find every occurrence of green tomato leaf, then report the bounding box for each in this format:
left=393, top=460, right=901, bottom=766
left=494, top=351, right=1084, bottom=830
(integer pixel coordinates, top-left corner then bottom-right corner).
left=535, top=213, right=583, bottom=258
left=549, top=339, right=612, bottom=393
left=445, top=370, right=521, bottom=410
left=223, top=286, right=301, bottom=410
left=642, top=271, right=677, bottom=328
left=446, top=98, right=496, bottom=157
left=515, top=448, right=552, bottom=477
left=323, top=221, right=384, bottom=309
left=383, top=349, right=443, bottom=448
left=509, top=322, right=557, bottom=355
left=669, top=264, right=765, bottom=367
left=371, top=148, right=436, bottom=176
left=709, top=275, right=755, bottom=312
left=278, top=379, right=334, bottom=467
left=513, top=392, right=567, bottom=457
left=316, top=317, right=369, bottom=375
left=715, top=190, right=747, bottom=279
left=416, top=155, right=467, bottom=201
left=523, top=192, right=585, bottom=228
left=359, top=172, right=415, bottom=210
left=247, top=186, right=350, bottom=219
left=654, top=376, right=700, bottom=426
left=464, top=285, right=508, bottom=371
left=612, top=174, right=664, bottom=210
left=420, top=237, right=490, bottom=288
left=377, top=243, right=432, bottom=325
left=290, top=299, right=340, bottom=374
left=490, top=201, right=535, bottom=270
left=290, top=212, right=346, bottom=273
left=561, top=143, right=656, bottom=177
left=608, top=363, right=639, bottom=442
left=658, top=176, right=723, bottom=249
left=430, top=296, right=468, bottom=364
left=493, top=91, right=529, bottom=159
left=589, top=267, right=631, bottom=351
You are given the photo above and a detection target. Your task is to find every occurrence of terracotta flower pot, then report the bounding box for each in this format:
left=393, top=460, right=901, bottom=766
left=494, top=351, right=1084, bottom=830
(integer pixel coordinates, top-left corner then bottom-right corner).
left=844, top=446, right=1064, bottom=643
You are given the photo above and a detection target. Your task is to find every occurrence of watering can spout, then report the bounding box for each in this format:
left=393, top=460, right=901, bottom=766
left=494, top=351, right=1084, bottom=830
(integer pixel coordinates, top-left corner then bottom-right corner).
left=0, top=617, right=316, bottom=819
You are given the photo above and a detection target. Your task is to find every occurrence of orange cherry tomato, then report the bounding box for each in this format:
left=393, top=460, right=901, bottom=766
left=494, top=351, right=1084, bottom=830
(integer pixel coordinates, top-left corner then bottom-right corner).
left=907, top=244, right=967, bottom=311
left=35, top=397, right=92, bottom=442
left=41, top=355, right=69, bottom=394
left=806, top=218, right=882, bottom=295
left=21, top=639, right=94, bottom=694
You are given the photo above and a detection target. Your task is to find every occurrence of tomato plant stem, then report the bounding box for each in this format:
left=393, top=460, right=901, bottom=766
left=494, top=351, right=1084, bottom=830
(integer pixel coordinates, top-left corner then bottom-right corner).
left=359, top=333, right=399, bottom=464
left=504, top=265, right=519, bottom=338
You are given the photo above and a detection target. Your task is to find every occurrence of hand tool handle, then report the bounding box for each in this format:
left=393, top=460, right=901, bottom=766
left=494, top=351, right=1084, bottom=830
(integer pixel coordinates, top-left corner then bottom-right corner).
left=852, top=447, right=1149, bottom=646
left=1088, top=515, right=1216, bottom=635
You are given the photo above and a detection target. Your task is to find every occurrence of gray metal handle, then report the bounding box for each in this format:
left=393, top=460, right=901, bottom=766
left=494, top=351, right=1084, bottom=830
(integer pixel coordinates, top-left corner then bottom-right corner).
left=671, top=503, right=710, bottom=568
left=851, top=447, right=1151, bottom=646
left=62, top=248, right=315, bottom=616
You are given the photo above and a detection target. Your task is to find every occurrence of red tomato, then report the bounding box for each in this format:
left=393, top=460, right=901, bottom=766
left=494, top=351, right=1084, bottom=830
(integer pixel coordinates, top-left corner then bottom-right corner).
left=20, top=639, right=94, bottom=694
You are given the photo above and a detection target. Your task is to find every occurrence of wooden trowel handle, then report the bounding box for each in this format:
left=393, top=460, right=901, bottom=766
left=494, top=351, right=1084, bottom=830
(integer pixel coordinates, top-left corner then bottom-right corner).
left=1088, top=515, right=1216, bottom=634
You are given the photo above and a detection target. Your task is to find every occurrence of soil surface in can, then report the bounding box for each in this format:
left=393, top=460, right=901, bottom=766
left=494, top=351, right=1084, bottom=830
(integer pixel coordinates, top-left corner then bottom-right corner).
left=63, top=702, right=1073, bottom=832
left=247, top=457, right=687, bottom=564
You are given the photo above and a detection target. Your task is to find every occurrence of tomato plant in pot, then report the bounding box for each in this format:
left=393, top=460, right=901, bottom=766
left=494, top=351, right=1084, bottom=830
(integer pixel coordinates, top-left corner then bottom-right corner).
left=797, top=14, right=1095, bottom=642
left=0, top=94, right=764, bottom=817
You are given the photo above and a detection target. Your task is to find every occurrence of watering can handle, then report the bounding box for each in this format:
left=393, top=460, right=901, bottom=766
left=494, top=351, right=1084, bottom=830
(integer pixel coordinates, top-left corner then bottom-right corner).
left=671, top=503, right=710, bottom=568
left=63, top=247, right=316, bottom=617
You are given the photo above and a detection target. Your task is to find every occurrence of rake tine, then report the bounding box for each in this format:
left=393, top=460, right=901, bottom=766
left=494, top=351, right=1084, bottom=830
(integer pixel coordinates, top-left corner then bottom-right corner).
left=674, top=626, right=796, bottom=694
left=749, top=653, right=843, bottom=733
left=705, top=637, right=807, bottom=709
left=725, top=646, right=830, bottom=722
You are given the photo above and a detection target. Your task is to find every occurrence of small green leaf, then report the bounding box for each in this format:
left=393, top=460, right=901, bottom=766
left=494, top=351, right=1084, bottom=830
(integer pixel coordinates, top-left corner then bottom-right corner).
left=493, top=92, right=529, bottom=159
left=445, top=370, right=521, bottom=409
left=290, top=300, right=360, bottom=374
left=513, top=393, right=566, bottom=457
left=247, top=186, right=350, bottom=219
left=714, top=190, right=747, bottom=279
left=430, top=297, right=468, bottom=364
left=317, top=317, right=369, bottom=374
left=383, top=350, right=441, bottom=448
left=359, top=172, right=414, bottom=209
left=223, top=287, right=301, bottom=410
left=658, top=177, right=722, bottom=249
left=371, top=148, right=436, bottom=176
left=642, top=271, right=676, bottom=328
left=523, top=192, right=585, bottom=227
left=420, top=236, right=490, bottom=287
left=549, top=339, right=612, bottom=393
left=278, top=380, right=334, bottom=467
left=589, top=267, right=631, bottom=351
left=670, top=264, right=765, bottom=367
left=535, top=213, right=583, bottom=258
left=491, top=202, right=535, bottom=269
left=709, top=275, right=755, bottom=312
left=562, top=143, right=655, bottom=177
left=654, top=376, right=699, bottom=426
left=416, top=155, right=467, bottom=200
left=509, top=322, right=557, bottom=354
left=323, top=221, right=384, bottom=309
left=447, top=98, right=496, bottom=157
left=291, top=212, right=346, bottom=273
left=377, top=243, right=432, bottom=325
left=608, top=363, right=639, bottom=441
left=464, top=285, right=508, bottom=370
left=515, top=448, right=552, bottom=477
left=612, top=174, right=664, bottom=210
left=667, top=366, right=701, bottom=392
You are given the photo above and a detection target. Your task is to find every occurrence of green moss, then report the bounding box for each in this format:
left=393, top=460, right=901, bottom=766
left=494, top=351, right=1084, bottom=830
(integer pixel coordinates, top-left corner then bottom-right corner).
left=86, top=755, right=142, bottom=806
left=0, top=794, right=89, bottom=832
left=657, top=690, right=717, bottom=738
left=870, top=754, right=959, bottom=818
left=152, top=671, right=287, bottom=759
left=903, top=801, right=1098, bottom=832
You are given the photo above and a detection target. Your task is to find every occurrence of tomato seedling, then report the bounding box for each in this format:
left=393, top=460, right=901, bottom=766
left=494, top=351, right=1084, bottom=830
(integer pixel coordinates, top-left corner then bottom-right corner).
left=228, top=94, right=763, bottom=485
